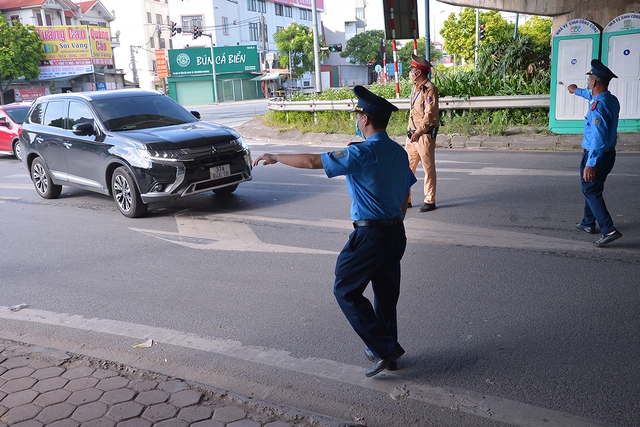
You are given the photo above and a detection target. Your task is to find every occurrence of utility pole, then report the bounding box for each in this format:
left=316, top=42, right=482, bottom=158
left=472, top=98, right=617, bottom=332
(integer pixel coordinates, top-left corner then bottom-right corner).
left=157, top=23, right=167, bottom=94
left=260, top=14, right=267, bottom=69
left=311, top=0, right=322, bottom=93
left=474, top=8, right=479, bottom=68
left=425, top=0, right=431, bottom=64
left=130, top=45, right=140, bottom=87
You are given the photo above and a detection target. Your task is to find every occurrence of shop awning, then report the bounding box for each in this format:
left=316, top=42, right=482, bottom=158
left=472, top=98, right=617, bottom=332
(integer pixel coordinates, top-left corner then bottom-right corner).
left=251, top=72, right=283, bottom=81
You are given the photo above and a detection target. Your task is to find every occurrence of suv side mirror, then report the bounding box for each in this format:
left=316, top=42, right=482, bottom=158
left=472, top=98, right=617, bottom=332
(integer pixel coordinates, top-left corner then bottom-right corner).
left=0, top=117, right=9, bottom=128
left=72, top=122, right=95, bottom=136
left=190, top=110, right=201, bottom=120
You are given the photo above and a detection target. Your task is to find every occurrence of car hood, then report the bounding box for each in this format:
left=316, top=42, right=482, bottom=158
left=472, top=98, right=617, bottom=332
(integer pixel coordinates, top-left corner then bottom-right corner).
left=117, top=122, right=239, bottom=150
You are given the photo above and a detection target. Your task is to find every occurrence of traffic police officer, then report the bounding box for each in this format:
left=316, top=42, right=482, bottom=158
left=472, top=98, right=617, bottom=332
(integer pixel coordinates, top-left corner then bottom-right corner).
left=568, top=59, right=622, bottom=247
left=253, top=86, right=416, bottom=377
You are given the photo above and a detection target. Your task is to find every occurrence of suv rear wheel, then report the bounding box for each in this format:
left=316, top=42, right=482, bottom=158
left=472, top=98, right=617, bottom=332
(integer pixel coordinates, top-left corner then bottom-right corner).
left=112, top=166, right=148, bottom=218
left=31, top=157, right=62, bottom=199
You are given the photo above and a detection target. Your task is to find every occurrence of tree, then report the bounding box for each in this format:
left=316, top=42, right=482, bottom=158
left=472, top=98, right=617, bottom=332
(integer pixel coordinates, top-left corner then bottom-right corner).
left=396, top=39, right=443, bottom=77
left=440, top=8, right=512, bottom=64
left=0, top=15, right=43, bottom=104
left=273, top=24, right=327, bottom=77
left=519, top=15, right=552, bottom=63
left=340, top=30, right=386, bottom=66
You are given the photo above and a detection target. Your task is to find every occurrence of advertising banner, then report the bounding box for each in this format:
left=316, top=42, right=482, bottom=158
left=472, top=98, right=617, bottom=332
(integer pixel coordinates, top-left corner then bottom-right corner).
left=168, top=45, right=260, bottom=76
left=156, top=49, right=169, bottom=78
left=35, top=25, right=113, bottom=79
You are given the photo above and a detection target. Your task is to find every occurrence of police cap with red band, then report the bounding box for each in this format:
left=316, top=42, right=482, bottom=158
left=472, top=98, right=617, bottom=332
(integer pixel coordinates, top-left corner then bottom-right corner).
left=410, top=54, right=432, bottom=72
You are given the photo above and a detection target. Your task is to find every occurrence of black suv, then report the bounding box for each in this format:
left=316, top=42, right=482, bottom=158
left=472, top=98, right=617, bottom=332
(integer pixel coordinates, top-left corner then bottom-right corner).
left=19, top=89, right=252, bottom=217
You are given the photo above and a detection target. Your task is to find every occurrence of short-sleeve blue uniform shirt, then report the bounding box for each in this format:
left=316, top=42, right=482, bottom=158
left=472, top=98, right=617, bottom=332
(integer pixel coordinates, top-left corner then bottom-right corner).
left=321, top=132, right=417, bottom=221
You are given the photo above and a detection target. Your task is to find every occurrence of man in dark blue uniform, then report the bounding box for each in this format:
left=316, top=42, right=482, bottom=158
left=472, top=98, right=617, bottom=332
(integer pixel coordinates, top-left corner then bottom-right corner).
left=253, top=86, right=417, bottom=377
left=568, top=59, right=622, bottom=247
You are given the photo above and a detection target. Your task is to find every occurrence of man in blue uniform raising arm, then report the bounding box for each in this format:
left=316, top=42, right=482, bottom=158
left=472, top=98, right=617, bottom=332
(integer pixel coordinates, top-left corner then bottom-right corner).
left=568, top=59, right=622, bottom=247
left=253, top=86, right=417, bottom=377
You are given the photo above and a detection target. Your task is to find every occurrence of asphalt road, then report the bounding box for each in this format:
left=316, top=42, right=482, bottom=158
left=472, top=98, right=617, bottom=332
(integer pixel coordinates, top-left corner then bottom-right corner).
left=187, top=99, right=270, bottom=129
left=2, top=144, right=639, bottom=427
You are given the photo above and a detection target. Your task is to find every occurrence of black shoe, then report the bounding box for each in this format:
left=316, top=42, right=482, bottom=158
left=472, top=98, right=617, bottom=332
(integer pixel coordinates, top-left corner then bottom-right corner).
left=593, top=230, right=622, bottom=247
left=407, top=202, right=412, bottom=208
left=364, top=348, right=397, bottom=371
left=365, top=348, right=405, bottom=377
left=419, top=203, right=436, bottom=212
left=575, top=223, right=596, bottom=234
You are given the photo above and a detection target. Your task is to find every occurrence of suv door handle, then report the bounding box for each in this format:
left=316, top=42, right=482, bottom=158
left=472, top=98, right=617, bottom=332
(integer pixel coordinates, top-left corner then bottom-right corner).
left=63, top=142, right=72, bottom=149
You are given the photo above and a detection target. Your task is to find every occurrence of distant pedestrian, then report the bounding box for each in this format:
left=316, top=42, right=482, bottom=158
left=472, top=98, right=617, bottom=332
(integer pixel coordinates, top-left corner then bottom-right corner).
left=253, top=86, right=416, bottom=377
left=407, top=54, right=439, bottom=212
left=568, top=59, right=622, bottom=247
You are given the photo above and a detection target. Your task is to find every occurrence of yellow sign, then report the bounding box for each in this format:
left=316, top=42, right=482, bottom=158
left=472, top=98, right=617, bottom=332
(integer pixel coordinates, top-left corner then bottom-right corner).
left=36, top=26, right=113, bottom=66
left=155, top=49, right=169, bottom=78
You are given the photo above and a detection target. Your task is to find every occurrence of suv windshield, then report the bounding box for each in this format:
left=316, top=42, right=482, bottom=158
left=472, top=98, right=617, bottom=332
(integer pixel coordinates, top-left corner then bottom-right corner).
left=91, top=94, right=198, bottom=131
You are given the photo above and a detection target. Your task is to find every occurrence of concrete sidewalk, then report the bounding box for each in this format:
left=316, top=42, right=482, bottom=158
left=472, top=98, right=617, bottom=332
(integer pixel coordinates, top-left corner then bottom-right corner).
left=235, top=118, right=640, bottom=151
left=0, top=339, right=354, bottom=427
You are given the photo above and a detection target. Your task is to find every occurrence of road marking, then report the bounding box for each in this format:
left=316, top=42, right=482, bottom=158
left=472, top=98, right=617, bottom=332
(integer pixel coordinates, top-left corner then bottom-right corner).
left=0, top=307, right=608, bottom=427
left=130, top=214, right=337, bottom=254
left=144, top=213, right=615, bottom=254
left=0, top=183, right=33, bottom=190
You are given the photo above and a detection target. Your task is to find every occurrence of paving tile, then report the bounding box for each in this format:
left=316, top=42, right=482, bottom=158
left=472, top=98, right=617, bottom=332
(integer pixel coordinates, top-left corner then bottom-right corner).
left=127, top=379, right=158, bottom=392
left=101, top=388, right=136, bottom=405
left=264, top=422, right=292, bottom=427
left=141, top=403, right=178, bottom=422
left=65, top=377, right=99, bottom=392
left=135, top=390, right=168, bottom=405
left=36, top=402, right=76, bottom=424
left=1, top=367, right=35, bottom=380
left=47, top=419, right=80, bottom=427
left=96, top=377, right=130, bottom=392
left=213, top=406, right=247, bottom=423
left=157, top=380, right=188, bottom=393
left=228, top=420, right=261, bottom=427
left=79, top=418, right=116, bottom=427
left=115, top=418, right=152, bottom=427
left=28, top=359, right=58, bottom=370
left=0, top=377, right=37, bottom=393
left=2, top=357, right=32, bottom=369
left=153, top=419, right=188, bottom=427
left=31, top=366, right=65, bottom=380
left=34, top=389, right=71, bottom=406
left=191, top=420, right=225, bottom=427
left=34, top=376, right=69, bottom=393
left=106, top=401, right=144, bottom=421
left=0, top=403, right=42, bottom=424
left=0, top=391, right=5, bottom=401
left=0, top=389, right=39, bottom=408
left=67, top=388, right=103, bottom=405
left=62, top=367, right=95, bottom=380
left=10, top=420, right=43, bottom=427
left=0, top=405, right=7, bottom=417
left=177, top=405, right=213, bottom=422
left=71, top=401, right=108, bottom=423
left=91, top=369, right=118, bottom=380
left=169, top=389, right=202, bottom=408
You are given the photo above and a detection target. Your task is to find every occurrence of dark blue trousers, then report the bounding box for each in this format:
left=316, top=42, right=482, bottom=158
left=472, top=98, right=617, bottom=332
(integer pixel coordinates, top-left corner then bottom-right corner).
left=333, top=223, right=406, bottom=359
left=580, top=150, right=616, bottom=235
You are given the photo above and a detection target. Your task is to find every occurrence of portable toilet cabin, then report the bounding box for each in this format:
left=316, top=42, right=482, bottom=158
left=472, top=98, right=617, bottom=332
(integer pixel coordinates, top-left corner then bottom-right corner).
left=602, top=13, right=640, bottom=132
left=549, top=19, right=601, bottom=134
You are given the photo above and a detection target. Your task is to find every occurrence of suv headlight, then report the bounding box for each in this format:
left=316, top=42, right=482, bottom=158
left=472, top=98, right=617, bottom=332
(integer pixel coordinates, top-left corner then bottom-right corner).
left=138, top=148, right=190, bottom=162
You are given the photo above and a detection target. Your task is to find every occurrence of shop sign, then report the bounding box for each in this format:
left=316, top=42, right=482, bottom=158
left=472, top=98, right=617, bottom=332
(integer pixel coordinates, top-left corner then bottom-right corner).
left=168, top=45, right=260, bottom=76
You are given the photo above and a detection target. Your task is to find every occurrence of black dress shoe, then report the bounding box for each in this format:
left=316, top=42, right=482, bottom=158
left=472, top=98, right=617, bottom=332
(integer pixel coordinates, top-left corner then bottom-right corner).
left=593, top=230, right=622, bottom=247
left=407, top=202, right=412, bottom=208
left=575, top=223, right=596, bottom=234
left=365, top=347, right=405, bottom=377
left=364, top=348, right=397, bottom=371
left=419, top=203, right=436, bottom=212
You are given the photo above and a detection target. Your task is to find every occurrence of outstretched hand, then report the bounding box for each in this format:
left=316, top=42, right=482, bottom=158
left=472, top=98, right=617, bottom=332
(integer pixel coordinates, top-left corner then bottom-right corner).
left=253, top=153, right=277, bottom=167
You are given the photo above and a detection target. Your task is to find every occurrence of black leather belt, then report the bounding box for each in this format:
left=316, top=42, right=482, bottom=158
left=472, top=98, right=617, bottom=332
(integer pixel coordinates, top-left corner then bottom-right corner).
left=584, top=148, right=615, bottom=153
left=353, top=218, right=403, bottom=228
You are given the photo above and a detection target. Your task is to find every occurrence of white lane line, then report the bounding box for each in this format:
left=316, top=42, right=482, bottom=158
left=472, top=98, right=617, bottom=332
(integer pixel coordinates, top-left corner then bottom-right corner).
left=0, top=307, right=607, bottom=427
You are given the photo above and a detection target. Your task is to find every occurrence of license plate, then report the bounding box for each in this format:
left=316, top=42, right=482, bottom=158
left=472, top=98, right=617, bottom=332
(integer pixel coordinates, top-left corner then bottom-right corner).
left=210, top=164, right=231, bottom=180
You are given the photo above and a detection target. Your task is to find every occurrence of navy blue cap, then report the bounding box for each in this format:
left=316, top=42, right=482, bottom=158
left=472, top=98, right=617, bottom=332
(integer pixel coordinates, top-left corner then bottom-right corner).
left=586, top=59, right=617, bottom=82
left=349, top=85, right=399, bottom=120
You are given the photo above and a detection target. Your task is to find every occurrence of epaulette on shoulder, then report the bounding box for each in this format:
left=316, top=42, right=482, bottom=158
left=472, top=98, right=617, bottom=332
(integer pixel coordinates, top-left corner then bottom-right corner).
left=590, top=100, right=599, bottom=111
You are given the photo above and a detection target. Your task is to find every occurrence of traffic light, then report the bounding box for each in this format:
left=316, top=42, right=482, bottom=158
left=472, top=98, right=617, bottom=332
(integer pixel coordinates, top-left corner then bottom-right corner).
left=171, top=21, right=177, bottom=37
left=479, top=24, right=486, bottom=40
left=328, top=43, right=342, bottom=53
left=193, top=26, right=202, bottom=39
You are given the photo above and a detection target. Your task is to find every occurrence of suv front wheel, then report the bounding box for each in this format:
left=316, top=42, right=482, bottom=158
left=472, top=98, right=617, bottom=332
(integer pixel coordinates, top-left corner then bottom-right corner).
left=31, top=157, right=62, bottom=199
left=111, top=166, right=148, bottom=218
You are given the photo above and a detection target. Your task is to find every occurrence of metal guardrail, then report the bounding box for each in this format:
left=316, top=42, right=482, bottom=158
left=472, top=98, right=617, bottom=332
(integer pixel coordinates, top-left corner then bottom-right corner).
left=267, top=94, right=550, bottom=112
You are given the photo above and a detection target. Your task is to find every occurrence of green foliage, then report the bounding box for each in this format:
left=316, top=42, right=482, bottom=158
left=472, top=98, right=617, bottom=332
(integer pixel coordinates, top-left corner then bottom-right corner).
left=478, top=35, right=550, bottom=76
left=340, top=30, right=385, bottom=66
left=273, top=24, right=327, bottom=77
left=0, top=15, right=43, bottom=104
